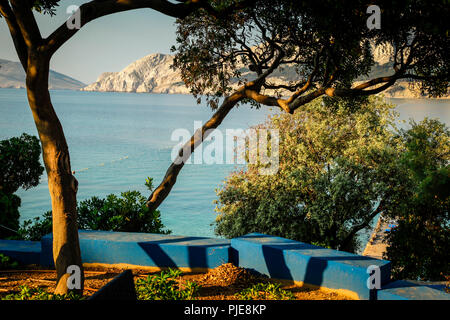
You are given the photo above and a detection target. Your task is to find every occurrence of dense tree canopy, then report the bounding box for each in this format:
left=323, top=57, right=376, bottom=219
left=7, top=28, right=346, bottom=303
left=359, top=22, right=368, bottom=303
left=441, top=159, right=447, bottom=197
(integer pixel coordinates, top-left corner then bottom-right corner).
left=147, top=0, right=449, bottom=211
left=384, top=119, right=449, bottom=281
left=214, top=96, right=407, bottom=253
left=173, top=0, right=449, bottom=111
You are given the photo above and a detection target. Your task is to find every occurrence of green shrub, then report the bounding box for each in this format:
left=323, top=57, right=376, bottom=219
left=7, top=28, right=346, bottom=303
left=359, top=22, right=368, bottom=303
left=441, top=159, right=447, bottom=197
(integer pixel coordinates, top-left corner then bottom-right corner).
left=1, top=285, right=83, bottom=300
left=19, top=179, right=171, bottom=241
left=77, top=190, right=169, bottom=234
left=0, top=133, right=44, bottom=195
left=0, top=133, right=44, bottom=239
left=18, top=211, right=52, bottom=242
left=215, top=97, right=403, bottom=253
left=135, top=269, right=200, bottom=300
left=384, top=119, right=450, bottom=281
left=235, top=282, right=295, bottom=300
left=0, top=191, right=21, bottom=239
left=0, top=253, right=19, bottom=270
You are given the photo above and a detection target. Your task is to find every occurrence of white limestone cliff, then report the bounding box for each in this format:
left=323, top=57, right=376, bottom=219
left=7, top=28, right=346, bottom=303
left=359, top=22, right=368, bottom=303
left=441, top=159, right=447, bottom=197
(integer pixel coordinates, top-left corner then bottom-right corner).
left=82, top=52, right=448, bottom=99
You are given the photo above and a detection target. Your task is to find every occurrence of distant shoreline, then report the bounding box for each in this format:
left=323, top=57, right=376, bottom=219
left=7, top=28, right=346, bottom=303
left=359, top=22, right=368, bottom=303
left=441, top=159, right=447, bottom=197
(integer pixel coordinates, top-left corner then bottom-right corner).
left=362, top=214, right=390, bottom=260
left=1, top=87, right=449, bottom=100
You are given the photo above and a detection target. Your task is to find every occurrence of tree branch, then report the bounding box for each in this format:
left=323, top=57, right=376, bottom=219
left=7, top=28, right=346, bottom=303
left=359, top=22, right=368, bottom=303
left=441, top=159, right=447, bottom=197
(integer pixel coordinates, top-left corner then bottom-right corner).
left=45, top=0, right=256, bottom=57
left=340, top=201, right=385, bottom=249
left=0, top=0, right=28, bottom=69
left=44, top=0, right=202, bottom=56
left=146, top=85, right=248, bottom=211
left=9, top=0, right=43, bottom=48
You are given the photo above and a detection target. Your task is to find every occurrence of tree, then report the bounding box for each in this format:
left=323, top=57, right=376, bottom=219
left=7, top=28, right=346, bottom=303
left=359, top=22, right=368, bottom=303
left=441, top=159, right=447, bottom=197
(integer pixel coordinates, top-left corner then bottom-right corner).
left=384, top=119, right=449, bottom=281
left=147, top=0, right=449, bottom=216
left=0, top=0, right=250, bottom=294
left=0, top=133, right=44, bottom=239
left=214, top=96, right=406, bottom=252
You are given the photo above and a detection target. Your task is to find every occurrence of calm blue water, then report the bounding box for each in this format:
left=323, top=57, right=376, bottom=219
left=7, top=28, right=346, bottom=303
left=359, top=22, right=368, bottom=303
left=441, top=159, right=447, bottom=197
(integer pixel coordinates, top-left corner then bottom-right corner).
left=0, top=89, right=449, bottom=248
left=0, top=89, right=279, bottom=237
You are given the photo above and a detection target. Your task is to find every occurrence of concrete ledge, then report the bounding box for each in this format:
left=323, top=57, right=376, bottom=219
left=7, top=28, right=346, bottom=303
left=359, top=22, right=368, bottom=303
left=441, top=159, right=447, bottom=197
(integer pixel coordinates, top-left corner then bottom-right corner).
left=3, top=231, right=449, bottom=300
left=0, top=240, right=41, bottom=265
left=377, top=280, right=450, bottom=300
left=231, top=233, right=391, bottom=300
left=41, top=230, right=231, bottom=269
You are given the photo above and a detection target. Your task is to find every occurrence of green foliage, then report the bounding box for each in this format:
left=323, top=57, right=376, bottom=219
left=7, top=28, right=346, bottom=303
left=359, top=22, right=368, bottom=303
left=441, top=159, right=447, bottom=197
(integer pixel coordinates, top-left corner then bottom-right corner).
left=0, top=133, right=44, bottom=239
left=18, top=211, right=52, bottom=242
left=0, top=191, right=21, bottom=239
left=0, top=133, right=44, bottom=195
left=0, top=1, right=60, bottom=18
left=235, top=282, right=295, bottom=300
left=77, top=190, right=169, bottom=234
left=215, top=96, right=404, bottom=252
left=145, top=176, right=154, bottom=191
left=19, top=187, right=171, bottom=241
left=32, top=1, right=60, bottom=16
left=173, top=0, right=449, bottom=109
left=2, top=285, right=83, bottom=300
left=0, top=253, right=19, bottom=270
left=135, top=269, right=200, bottom=300
left=384, top=119, right=449, bottom=281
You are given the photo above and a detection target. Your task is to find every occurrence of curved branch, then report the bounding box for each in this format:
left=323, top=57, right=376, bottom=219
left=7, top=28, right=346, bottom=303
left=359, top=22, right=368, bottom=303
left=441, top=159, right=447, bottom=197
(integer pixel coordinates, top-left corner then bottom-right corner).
left=146, top=88, right=246, bottom=211
left=340, top=201, right=384, bottom=249
left=9, top=0, right=42, bottom=48
left=0, top=0, right=28, bottom=69
left=44, top=0, right=200, bottom=56
left=45, top=0, right=256, bottom=57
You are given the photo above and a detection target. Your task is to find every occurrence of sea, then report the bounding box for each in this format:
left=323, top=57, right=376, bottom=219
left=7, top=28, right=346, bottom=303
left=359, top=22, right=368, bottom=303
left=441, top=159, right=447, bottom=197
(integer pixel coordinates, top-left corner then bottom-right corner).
left=0, top=88, right=449, bottom=253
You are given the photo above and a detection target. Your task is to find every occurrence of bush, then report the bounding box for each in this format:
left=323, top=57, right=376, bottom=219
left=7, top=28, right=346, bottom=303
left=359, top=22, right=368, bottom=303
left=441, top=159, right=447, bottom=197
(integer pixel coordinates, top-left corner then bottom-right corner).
left=384, top=119, right=450, bottom=281
left=0, top=191, right=21, bottom=239
left=19, top=186, right=171, bottom=241
left=0, top=133, right=43, bottom=239
left=135, top=269, right=200, bottom=300
left=2, top=285, right=83, bottom=300
left=235, top=282, right=295, bottom=300
left=77, top=190, right=169, bottom=234
left=0, top=133, right=44, bottom=195
left=0, top=253, right=19, bottom=270
left=215, top=96, right=404, bottom=252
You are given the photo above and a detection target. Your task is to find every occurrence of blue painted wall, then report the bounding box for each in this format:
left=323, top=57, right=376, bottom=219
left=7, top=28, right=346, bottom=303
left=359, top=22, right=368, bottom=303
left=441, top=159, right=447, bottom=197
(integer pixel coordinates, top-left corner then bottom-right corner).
left=230, top=233, right=391, bottom=300
left=0, top=240, right=40, bottom=265
left=41, top=230, right=231, bottom=270
left=1, top=231, right=449, bottom=300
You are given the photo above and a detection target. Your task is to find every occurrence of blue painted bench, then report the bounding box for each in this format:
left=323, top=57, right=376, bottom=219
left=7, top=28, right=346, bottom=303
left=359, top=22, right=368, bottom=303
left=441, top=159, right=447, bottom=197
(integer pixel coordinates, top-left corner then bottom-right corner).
left=40, top=230, right=231, bottom=270
left=230, top=233, right=391, bottom=300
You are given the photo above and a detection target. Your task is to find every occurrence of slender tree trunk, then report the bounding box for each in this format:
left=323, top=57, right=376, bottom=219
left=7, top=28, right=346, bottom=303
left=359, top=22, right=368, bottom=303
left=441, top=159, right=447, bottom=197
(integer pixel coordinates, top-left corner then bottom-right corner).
left=146, top=91, right=245, bottom=211
left=26, top=52, right=83, bottom=294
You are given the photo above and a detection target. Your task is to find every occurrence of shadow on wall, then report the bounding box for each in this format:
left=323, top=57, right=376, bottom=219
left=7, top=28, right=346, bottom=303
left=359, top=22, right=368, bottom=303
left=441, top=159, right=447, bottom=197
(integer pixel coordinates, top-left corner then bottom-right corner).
left=137, top=236, right=230, bottom=269
left=260, top=242, right=380, bottom=288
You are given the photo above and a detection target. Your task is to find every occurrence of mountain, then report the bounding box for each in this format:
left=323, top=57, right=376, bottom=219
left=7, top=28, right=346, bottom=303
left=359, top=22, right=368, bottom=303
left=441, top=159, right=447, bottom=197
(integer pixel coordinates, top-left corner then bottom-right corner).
left=0, top=59, right=85, bottom=90
left=82, top=53, right=189, bottom=94
left=82, top=51, right=447, bottom=99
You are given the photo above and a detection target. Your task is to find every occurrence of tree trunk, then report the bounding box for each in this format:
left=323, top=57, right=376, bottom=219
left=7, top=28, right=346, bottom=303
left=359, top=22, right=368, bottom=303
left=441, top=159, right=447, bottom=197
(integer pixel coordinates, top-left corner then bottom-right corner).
left=147, top=91, right=245, bottom=211
left=26, top=52, right=84, bottom=294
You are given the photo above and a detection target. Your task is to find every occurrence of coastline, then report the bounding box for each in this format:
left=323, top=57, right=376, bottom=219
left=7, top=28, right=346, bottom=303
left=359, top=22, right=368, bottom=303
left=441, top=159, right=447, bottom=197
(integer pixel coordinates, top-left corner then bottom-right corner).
left=362, top=214, right=390, bottom=260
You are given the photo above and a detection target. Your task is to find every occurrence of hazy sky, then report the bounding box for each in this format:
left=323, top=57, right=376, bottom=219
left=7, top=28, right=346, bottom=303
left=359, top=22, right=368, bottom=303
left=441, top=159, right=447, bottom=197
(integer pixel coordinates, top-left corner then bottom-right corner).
left=0, top=0, right=177, bottom=84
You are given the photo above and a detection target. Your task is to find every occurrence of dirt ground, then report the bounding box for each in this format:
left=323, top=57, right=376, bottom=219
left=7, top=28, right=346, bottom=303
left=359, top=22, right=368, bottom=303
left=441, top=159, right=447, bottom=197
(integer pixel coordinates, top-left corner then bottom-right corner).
left=0, top=263, right=353, bottom=300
